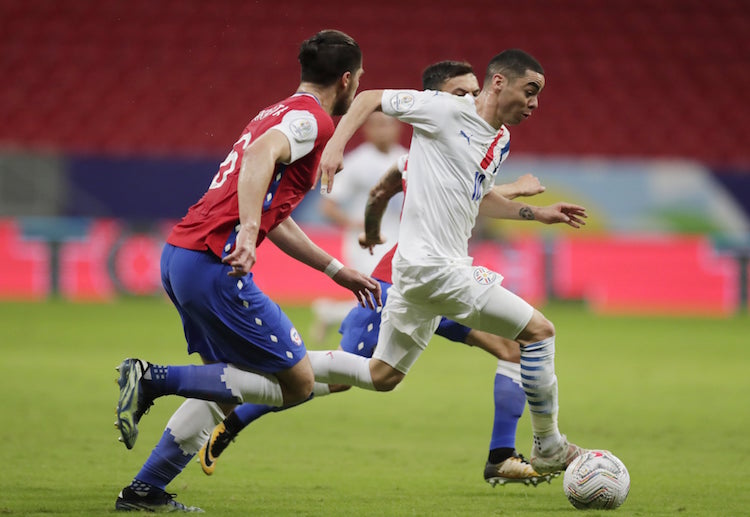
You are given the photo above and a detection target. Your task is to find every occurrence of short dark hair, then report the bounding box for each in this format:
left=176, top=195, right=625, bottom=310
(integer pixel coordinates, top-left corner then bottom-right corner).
left=484, top=49, right=544, bottom=86
left=421, top=60, right=475, bottom=90
left=298, top=30, right=362, bottom=86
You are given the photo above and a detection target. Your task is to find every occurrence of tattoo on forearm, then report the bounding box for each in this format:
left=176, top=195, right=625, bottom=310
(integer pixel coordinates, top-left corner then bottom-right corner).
left=519, top=206, right=535, bottom=220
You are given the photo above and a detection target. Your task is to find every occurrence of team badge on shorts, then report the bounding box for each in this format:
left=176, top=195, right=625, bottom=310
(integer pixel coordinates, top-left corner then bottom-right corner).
left=290, top=327, right=302, bottom=346
left=473, top=266, right=497, bottom=285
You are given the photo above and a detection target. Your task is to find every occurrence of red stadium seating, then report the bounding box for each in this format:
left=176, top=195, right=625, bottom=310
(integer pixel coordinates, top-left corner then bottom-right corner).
left=1, top=0, right=748, bottom=165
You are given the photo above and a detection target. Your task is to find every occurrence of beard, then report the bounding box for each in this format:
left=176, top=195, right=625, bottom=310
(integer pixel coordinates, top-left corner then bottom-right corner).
left=331, top=94, right=352, bottom=116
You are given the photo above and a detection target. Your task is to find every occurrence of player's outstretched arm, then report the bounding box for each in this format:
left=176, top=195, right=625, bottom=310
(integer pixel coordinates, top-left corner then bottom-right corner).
left=479, top=189, right=587, bottom=228
left=224, top=130, right=292, bottom=277
left=358, top=161, right=404, bottom=254
left=319, top=90, right=385, bottom=194
left=531, top=202, right=588, bottom=228
left=267, top=218, right=382, bottom=309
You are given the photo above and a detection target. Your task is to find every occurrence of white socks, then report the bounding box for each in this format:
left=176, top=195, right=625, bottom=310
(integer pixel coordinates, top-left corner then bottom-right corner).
left=313, top=382, right=331, bottom=397
left=308, top=350, right=375, bottom=390
left=496, top=359, right=522, bottom=385
left=520, top=336, right=562, bottom=450
left=220, top=364, right=284, bottom=407
left=167, top=399, right=225, bottom=455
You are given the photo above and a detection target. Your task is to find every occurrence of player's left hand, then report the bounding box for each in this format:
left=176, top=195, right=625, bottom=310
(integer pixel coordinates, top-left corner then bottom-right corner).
left=331, top=267, right=382, bottom=309
left=537, top=203, right=588, bottom=228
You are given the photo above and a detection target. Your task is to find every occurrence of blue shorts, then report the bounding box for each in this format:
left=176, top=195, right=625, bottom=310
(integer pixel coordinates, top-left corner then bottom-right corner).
left=339, top=279, right=472, bottom=358
left=160, top=244, right=307, bottom=374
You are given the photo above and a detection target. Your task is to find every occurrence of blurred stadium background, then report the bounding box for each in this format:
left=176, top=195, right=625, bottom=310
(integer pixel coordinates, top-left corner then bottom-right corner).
left=1, top=0, right=749, bottom=315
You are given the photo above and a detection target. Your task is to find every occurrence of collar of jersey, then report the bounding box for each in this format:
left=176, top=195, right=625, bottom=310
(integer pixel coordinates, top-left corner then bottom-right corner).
left=293, top=92, right=322, bottom=106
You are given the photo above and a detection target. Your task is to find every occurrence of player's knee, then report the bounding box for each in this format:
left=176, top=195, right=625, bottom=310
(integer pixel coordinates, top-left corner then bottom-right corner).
left=280, top=373, right=315, bottom=406
left=518, top=310, right=555, bottom=344
left=538, top=315, right=555, bottom=339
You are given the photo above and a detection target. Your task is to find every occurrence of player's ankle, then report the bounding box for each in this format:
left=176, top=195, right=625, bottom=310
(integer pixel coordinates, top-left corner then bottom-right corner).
left=533, top=432, right=563, bottom=455
left=222, top=411, right=244, bottom=437
left=488, top=447, right=515, bottom=464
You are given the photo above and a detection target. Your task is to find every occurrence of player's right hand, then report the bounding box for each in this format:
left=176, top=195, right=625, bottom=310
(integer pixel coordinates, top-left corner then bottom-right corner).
left=514, top=173, right=546, bottom=197
left=318, top=144, right=345, bottom=194
left=222, top=227, right=257, bottom=277
left=332, top=267, right=382, bottom=309
left=358, top=232, right=386, bottom=255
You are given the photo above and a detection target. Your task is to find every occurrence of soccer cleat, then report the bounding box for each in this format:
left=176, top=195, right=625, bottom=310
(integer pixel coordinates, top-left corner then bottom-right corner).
left=115, top=358, right=155, bottom=450
left=484, top=452, right=559, bottom=487
left=115, top=485, right=203, bottom=512
left=530, top=435, right=587, bottom=474
left=198, top=421, right=235, bottom=475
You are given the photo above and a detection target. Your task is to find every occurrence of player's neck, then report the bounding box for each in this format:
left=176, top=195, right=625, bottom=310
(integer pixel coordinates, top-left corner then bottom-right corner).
left=296, top=83, right=335, bottom=114
left=475, top=91, right=503, bottom=129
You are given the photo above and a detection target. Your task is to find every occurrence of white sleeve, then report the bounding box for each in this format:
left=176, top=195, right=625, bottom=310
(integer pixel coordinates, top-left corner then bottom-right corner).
left=270, top=109, right=319, bottom=164
left=380, top=89, right=452, bottom=135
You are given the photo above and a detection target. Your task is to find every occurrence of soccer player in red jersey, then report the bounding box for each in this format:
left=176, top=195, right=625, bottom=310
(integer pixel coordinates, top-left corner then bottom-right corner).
left=113, top=30, right=379, bottom=512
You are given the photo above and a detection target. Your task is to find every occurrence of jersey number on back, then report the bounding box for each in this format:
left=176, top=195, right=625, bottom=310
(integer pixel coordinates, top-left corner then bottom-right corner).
left=209, top=132, right=253, bottom=189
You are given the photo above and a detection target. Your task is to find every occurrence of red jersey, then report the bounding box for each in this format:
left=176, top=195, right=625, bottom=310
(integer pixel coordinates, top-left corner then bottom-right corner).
left=371, top=244, right=397, bottom=283
left=168, top=93, right=334, bottom=257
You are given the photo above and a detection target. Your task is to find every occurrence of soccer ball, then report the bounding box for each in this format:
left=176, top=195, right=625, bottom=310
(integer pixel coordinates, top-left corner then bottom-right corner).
left=563, top=450, right=630, bottom=510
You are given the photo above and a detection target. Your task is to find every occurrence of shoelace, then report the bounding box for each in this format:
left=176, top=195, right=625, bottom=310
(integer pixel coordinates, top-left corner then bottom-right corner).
left=164, top=492, right=190, bottom=510
left=515, top=453, right=532, bottom=465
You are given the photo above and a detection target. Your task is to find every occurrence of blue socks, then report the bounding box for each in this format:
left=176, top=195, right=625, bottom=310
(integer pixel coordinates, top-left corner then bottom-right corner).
left=147, top=364, right=240, bottom=404
left=234, top=403, right=275, bottom=427
left=488, top=373, right=526, bottom=453
left=134, top=429, right=194, bottom=490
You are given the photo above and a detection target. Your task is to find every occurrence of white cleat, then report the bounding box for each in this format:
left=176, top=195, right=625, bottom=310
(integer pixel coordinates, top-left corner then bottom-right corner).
left=530, top=435, right=588, bottom=475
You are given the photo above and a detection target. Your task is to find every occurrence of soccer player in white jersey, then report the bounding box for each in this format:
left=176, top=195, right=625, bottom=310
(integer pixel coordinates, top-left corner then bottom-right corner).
left=196, top=62, right=553, bottom=487
left=312, top=49, right=589, bottom=475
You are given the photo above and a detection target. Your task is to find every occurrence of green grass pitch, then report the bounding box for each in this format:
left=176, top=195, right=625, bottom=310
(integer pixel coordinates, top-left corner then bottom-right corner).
left=1, top=298, right=748, bottom=516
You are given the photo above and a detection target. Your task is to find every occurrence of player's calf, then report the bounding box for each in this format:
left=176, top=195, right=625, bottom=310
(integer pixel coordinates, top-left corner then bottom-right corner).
left=369, top=358, right=405, bottom=391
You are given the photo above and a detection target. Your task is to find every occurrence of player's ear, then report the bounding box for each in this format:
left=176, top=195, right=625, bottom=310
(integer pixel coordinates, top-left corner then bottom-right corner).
left=493, top=73, right=507, bottom=92
left=339, top=70, right=352, bottom=93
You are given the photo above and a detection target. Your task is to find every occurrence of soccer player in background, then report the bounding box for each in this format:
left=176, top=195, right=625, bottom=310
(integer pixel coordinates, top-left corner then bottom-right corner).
left=113, top=29, right=380, bottom=512
left=310, top=111, right=407, bottom=342
left=199, top=62, right=556, bottom=487
left=312, top=49, right=589, bottom=476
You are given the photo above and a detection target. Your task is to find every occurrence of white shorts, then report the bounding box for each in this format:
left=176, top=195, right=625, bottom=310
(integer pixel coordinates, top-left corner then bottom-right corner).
left=373, top=261, right=534, bottom=373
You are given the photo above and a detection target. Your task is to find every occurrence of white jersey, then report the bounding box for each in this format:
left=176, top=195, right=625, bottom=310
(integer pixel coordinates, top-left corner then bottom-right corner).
left=328, top=140, right=407, bottom=272
left=380, top=89, right=511, bottom=266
